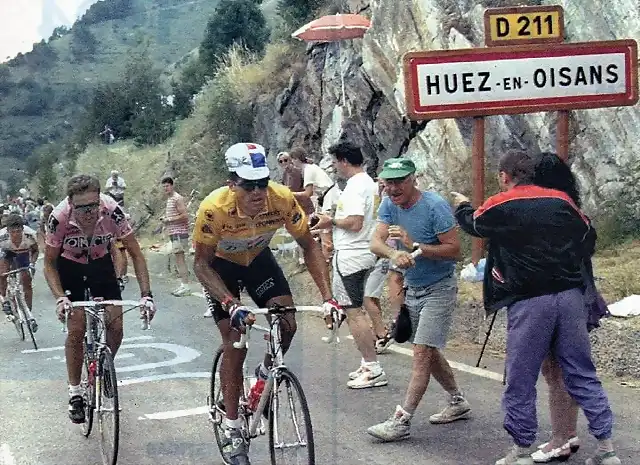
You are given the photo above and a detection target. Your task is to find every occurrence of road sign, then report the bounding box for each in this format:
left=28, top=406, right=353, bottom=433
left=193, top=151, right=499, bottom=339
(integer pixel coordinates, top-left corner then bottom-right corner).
left=403, top=40, right=638, bottom=120
left=484, top=5, right=564, bottom=46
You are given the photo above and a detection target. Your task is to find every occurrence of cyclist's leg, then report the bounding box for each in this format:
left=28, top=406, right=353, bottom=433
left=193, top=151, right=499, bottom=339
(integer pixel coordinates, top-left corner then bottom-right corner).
left=15, top=253, right=33, bottom=311
left=0, top=256, right=10, bottom=314
left=58, top=257, right=88, bottom=423
left=88, top=255, right=124, bottom=356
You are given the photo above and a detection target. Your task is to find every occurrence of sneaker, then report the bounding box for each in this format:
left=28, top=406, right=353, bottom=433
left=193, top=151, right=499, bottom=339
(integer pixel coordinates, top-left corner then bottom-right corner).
left=496, top=445, right=534, bottom=465
left=221, top=427, right=251, bottom=465
left=2, top=301, right=12, bottom=318
left=68, top=395, right=86, bottom=424
left=375, top=332, right=395, bottom=354
left=172, top=284, right=191, bottom=297
left=348, top=365, right=365, bottom=380
left=537, top=436, right=580, bottom=453
left=346, top=363, right=388, bottom=389
left=585, top=451, right=621, bottom=465
left=531, top=443, right=572, bottom=463
left=203, top=308, right=213, bottom=318
left=29, top=318, right=38, bottom=333
left=367, top=405, right=411, bottom=442
left=428, top=393, right=472, bottom=424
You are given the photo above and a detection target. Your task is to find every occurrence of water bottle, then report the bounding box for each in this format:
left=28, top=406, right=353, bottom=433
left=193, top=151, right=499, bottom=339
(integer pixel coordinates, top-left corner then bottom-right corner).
left=247, top=378, right=266, bottom=412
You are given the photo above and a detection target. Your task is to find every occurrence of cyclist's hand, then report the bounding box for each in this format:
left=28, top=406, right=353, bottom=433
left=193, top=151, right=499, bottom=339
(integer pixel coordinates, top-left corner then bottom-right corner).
left=117, top=277, right=125, bottom=292
left=56, top=296, right=72, bottom=322
left=28, top=263, right=36, bottom=277
left=229, top=304, right=255, bottom=330
left=322, top=298, right=345, bottom=330
left=140, top=296, right=156, bottom=321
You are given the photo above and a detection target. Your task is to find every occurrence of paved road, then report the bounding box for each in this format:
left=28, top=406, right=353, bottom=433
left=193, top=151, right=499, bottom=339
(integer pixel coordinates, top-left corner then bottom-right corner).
left=1, top=268, right=639, bottom=465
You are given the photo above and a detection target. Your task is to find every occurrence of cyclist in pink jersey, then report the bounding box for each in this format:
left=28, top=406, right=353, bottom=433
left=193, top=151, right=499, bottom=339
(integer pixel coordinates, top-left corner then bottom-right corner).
left=43, top=174, right=157, bottom=424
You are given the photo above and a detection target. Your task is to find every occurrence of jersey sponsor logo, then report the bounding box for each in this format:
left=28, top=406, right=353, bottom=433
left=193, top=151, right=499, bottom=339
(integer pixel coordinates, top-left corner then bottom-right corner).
left=111, top=206, right=126, bottom=224
left=204, top=210, right=216, bottom=222
left=291, top=212, right=302, bottom=225
left=47, top=214, right=60, bottom=234
left=63, top=233, right=113, bottom=249
left=217, top=232, right=274, bottom=254
left=201, top=223, right=213, bottom=234
left=254, top=277, right=274, bottom=298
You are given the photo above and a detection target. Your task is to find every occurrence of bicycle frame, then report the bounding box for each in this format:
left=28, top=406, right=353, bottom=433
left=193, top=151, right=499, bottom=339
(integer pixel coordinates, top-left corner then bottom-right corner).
left=3, top=267, right=34, bottom=320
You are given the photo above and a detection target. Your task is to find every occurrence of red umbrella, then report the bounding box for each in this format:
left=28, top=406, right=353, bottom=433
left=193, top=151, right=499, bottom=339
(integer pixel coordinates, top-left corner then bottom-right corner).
left=292, top=13, right=372, bottom=113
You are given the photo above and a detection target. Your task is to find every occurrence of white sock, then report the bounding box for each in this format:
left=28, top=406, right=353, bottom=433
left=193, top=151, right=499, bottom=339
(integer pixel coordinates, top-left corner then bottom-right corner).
left=224, top=417, right=243, bottom=429
left=363, top=360, right=381, bottom=374
left=68, top=384, right=82, bottom=397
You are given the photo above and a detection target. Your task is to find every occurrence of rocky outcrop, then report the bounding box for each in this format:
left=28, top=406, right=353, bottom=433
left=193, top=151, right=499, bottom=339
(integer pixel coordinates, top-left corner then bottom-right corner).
left=252, top=0, right=639, bottom=210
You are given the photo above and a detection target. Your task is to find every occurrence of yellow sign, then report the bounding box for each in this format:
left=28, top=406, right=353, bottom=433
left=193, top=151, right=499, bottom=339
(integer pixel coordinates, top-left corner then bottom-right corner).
left=484, top=6, right=564, bottom=46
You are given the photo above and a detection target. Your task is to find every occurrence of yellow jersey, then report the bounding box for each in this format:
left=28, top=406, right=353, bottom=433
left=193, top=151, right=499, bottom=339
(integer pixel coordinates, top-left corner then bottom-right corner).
left=193, top=181, right=309, bottom=266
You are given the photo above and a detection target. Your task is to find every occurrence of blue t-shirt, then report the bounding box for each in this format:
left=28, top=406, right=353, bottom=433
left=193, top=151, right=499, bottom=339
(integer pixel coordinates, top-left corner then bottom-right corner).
left=378, top=191, right=456, bottom=287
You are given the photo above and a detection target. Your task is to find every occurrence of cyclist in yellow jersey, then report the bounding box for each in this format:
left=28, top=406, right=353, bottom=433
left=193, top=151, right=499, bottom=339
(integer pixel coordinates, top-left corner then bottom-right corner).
left=193, top=142, right=342, bottom=465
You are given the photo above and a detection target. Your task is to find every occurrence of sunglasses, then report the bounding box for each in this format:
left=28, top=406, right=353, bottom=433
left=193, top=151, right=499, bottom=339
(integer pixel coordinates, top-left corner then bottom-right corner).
left=278, top=159, right=290, bottom=164
left=237, top=178, right=269, bottom=191
left=73, top=202, right=100, bottom=214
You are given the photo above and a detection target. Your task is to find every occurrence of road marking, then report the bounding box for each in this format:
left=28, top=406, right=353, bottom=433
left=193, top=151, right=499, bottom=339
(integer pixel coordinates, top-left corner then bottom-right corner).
left=116, top=343, right=201, bottom=373
left=21, top=335, right=154, bottom=354
left=120, top=371, right=211, bottom=386
left=0, top=443, right=16, bottom=465
left=345, top=335, right=503, bottom=382
left=138, top=405, right=209, bottom=420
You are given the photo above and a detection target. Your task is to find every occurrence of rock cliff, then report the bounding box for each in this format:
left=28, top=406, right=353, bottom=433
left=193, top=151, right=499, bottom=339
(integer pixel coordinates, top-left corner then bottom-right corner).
left=252, top=0, right=639, bottom=210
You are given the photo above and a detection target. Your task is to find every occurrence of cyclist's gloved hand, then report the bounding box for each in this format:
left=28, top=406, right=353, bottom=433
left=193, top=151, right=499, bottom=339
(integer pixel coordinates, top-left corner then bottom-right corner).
left=140, top=296, right=156, bottom=321
left=56, top=296, right=72, bottom=322
left=28, top=263, right=36, bottom=276
left=322, top=298, right=345, bottom=330
left=229, top=304, right=254, bottom=330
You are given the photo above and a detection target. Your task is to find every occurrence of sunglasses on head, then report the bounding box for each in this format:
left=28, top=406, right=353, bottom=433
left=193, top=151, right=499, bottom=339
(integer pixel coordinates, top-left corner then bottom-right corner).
left=237, top=178, right=269, bottom=191
left=73, top=202, right=100, bottom=213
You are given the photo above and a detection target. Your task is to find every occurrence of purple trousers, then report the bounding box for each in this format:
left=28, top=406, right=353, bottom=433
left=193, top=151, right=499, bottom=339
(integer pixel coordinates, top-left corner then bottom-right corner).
left=503, top=287, right=613, bottom=447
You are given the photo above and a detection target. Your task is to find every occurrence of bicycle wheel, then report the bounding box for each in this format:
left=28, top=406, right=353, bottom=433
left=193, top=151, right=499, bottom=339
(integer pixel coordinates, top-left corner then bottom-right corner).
left=81, top=342, right=96, bottom=438
left=9, top=297, right=24, bottom=341
left=209, top=346, right=251, bottom=465
left=268, top=368, right=315, bottom=465
left=97, top=348, right=119, bottom=465
left=16, top=292, right=37, bottom=350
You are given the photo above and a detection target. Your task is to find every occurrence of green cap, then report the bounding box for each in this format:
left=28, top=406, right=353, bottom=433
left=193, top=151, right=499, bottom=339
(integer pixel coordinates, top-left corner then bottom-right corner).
left=378, top=158, right=416, bottom=179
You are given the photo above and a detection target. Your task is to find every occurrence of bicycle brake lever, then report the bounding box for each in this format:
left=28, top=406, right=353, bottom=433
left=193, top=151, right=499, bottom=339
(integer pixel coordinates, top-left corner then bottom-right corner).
left=232, top=325, right=251, bottom=349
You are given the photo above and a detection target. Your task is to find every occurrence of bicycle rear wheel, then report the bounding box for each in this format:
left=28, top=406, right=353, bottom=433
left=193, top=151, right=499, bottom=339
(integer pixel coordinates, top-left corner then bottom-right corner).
left=16, top=292, right=37, bottom=350
left=98, top=348, right=119, bottom=465
left=209, top=345, right=252, bottom=465
left=268, top=368, right=315, bottom=465
left=81, top=341, right=96, bottom=437
left=9, top=297, right=24, bottom=341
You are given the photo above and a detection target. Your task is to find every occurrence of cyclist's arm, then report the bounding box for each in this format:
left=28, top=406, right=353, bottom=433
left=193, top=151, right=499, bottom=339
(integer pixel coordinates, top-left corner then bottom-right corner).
left=43, top=245, right=65, bottom=299
left=29, top=242, right=39, bottom=265
left=193, top=242, right=239, bottom=308
left=120, top=233, right=151, bottom=296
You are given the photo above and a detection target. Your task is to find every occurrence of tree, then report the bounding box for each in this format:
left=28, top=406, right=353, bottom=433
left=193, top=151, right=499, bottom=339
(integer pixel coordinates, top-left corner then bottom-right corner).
left=37, top=153, right=58, bottom=200
left=70, top=24, right=99, bottom=62
left=276, top=0, right=324, bottom=28
left=199, top=0, right=270, bottom=70
left=171, top=58, right=208, bottom=118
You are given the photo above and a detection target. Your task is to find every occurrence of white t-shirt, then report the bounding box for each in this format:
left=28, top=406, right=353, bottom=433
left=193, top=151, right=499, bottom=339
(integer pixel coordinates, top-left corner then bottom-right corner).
left=303, top=164, right=333, bottom=197
left=105, top=176, right=126, bottom=196
left=333, top=172, right=377, bottom=251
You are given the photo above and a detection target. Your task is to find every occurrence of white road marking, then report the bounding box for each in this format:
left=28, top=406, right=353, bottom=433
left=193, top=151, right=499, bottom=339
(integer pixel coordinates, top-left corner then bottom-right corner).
left=138, top=405, right=209, bottom=420
left=345, top=335, right=503, bottom=382
left=116, top=343, right=201, bottom=373
left=21, top=335, right=154, bottom=354
left=119, top=371, right=211, bottom=386
left=0, top=443, right=16, bottom=465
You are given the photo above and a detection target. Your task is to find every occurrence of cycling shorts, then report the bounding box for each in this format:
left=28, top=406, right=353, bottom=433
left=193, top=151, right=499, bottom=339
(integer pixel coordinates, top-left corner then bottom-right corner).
left=0, top=249, right=30, bottom=269
left=206, top=248, right=291, bottom=324
left=57, top=255, right=122, bottom=302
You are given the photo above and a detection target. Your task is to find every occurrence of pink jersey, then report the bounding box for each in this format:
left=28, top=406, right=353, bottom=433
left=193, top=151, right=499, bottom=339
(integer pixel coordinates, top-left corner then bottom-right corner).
left=45, top=194, right=133, bottom=263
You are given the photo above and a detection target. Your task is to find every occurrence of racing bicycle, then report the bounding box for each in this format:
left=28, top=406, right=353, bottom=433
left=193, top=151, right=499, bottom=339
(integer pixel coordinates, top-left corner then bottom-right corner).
left=2, top=266, right=38, bottom=350
left=61, top=287, right=152, bottom=465
left=209, top=304, right=340, bottom=465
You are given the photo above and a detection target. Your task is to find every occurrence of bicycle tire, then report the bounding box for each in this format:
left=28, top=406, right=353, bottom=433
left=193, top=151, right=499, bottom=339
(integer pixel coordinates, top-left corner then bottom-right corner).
left=98, top=348, right=119, bottom=465
left=268, top=368, right=315, bottom=465
left=209, top=345, right=252, bottom=465
left=82, top=341, right=96, bottom=438
left=9, top=296, right=24, bottom=341
left=16, top=291, right=37, bottom=350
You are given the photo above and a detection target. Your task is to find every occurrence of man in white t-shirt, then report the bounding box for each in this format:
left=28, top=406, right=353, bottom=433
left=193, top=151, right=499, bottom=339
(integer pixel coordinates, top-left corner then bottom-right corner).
left=311, top=141, right=387, bottom=389
left=105, top=170, right=126, bottom=207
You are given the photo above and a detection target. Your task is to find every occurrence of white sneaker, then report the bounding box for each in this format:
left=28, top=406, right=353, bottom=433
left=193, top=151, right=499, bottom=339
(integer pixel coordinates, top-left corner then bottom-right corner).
left=347, top=363, right=388, bottom=389
left=172, top=284, right=191, bottom=297
left=367, top=405, right=411, bottom=442
left=348, top=365, right=365, bottom=380
left=203, top=308, right=213, bottom=318
left=428, top=393, right=472, bottom=424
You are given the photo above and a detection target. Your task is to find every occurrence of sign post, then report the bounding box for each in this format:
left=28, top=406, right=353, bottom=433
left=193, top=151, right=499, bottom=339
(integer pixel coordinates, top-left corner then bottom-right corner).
left=403, top=5, right=638, bottom=265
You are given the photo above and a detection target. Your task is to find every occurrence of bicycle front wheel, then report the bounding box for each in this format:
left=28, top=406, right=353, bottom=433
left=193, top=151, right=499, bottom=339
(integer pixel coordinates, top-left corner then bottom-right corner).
left=81, top=341, right=96, bottom=438
left=268, top=368, right=315, bottom=465
left=98, top=348, right=119, bottom=465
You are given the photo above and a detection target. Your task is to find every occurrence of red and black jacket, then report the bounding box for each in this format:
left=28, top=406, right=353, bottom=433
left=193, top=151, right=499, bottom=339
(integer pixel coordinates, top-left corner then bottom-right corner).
left=455, top=184, right=596, bottom=314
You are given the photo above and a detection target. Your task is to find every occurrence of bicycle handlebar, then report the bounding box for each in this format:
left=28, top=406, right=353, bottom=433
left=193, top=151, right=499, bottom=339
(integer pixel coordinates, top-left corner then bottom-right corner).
left=232, top=305, right=325, bottom=350
left=1, top=266, right=33, bottom=277
left=60, top=299, right=148, bottom=333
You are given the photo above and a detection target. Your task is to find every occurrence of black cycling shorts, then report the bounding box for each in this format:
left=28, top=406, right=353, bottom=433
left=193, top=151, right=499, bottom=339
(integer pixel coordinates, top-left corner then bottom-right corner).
left=57, top=255, right=122, bottom=302
left=206, top=248, right=292, bottom=324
